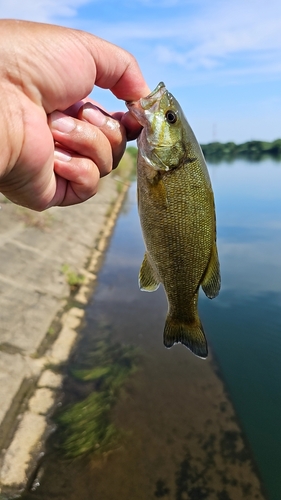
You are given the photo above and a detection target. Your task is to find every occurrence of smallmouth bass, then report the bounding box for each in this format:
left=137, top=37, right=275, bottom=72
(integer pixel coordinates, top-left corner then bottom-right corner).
left=126, top=82, right=220, bottom=358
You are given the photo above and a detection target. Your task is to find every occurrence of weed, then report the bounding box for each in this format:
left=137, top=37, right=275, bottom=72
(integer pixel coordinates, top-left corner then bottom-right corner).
left=56, top=336, right=141, bottom=458
left=61, top=264, right=85, bottom=289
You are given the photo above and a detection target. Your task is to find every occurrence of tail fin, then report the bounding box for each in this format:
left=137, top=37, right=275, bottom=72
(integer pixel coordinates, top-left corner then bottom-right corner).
left=163, top=314, right=208, bottom=359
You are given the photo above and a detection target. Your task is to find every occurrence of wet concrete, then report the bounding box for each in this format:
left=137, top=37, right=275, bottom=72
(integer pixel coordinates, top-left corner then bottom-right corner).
left=0, top=155, right=132, bottom=495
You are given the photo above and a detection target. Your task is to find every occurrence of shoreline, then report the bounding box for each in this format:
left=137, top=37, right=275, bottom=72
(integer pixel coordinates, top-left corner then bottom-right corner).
left=0, top=153, right=133, bottom=497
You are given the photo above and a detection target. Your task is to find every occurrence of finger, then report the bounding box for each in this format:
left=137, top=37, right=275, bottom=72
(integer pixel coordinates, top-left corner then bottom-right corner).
left=64, top=101, right=140, bottom=146
left=64, top=98, right=104, bottom=118
left=51, top=148, right=100, bottom=206
left=79, top=103, right=126, bottom=169
left=121, top=111, right=143, bottom=141
left=6, top=21, right=150, bottom=110
left=48, top=111, right=114, bottom=177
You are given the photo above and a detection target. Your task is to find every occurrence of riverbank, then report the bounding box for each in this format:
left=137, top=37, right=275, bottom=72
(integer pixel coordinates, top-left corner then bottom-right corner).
left=0, top=152, right=134, bottom=497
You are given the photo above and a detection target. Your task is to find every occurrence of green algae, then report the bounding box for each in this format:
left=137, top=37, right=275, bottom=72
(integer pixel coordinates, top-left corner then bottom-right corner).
left=56, top=335, right=140, bottom=459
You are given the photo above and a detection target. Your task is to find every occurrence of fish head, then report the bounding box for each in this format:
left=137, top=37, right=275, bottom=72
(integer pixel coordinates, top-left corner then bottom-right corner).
left=126, top=82, right=186, bottom=171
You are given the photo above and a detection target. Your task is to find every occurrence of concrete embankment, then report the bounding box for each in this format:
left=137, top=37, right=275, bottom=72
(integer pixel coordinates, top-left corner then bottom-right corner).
left=0, top=152, right=133, bottom=496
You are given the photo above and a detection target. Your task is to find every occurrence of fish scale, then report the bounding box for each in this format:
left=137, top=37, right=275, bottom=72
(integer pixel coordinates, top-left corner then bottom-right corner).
left=127, top=82, right=220, bottom=358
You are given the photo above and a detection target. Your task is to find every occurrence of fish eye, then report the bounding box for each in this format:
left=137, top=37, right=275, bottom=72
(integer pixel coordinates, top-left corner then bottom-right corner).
left=165, top=110, right=177, bottom=124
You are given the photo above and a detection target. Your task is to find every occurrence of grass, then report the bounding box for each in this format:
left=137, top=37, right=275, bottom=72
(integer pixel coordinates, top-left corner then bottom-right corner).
left=61, top=264, right=85, bottom=289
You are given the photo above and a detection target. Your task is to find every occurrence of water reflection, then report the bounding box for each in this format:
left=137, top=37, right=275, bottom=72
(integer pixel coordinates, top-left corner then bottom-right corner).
left=211, top=160, right=281, bottom=297
left=205, top=159, right=281, bottom=500
left=20, top=159, right=281, bottom=500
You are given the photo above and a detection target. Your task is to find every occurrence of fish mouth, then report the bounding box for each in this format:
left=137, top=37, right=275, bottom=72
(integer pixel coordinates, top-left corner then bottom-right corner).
left=126, top=82, right=167, bottom=126
left=139, top=82, right=166, bottom=109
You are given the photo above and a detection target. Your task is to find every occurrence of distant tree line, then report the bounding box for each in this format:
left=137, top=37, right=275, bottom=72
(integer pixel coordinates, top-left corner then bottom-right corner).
left=200, top=139, right=281, bottom=163
left=127, top=140, right=281, bottom=165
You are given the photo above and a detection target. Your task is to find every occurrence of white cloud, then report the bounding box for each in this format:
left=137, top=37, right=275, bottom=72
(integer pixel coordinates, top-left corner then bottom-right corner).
left=74, top=0, right=281, bottom=85
left=0, top=0, right=92, bottom=23
left=3, top=0, right=281, bottom=83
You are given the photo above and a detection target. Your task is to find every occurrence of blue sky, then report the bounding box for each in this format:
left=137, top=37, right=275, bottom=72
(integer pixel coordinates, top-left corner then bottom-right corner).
left=1, top=0, right=281, bottom=143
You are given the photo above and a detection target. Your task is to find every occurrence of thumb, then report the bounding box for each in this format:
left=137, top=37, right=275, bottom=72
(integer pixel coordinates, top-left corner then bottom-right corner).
left=1, top=21, right=149, bottom=113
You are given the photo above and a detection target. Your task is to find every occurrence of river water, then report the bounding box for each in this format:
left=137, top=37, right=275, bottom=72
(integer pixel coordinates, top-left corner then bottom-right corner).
left=203, top=158, right=281, bottom=499
left=21, top=158, right=281, bottom=500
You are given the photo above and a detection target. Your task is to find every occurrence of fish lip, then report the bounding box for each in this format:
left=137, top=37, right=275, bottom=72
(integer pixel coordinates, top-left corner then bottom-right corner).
left=125, top=100, right=146, bottom=127
left=125, top=82, right=166, bottom=108
left=126, top=82, right=167, bottom=126
left=139, top=82, right=166, bottom=110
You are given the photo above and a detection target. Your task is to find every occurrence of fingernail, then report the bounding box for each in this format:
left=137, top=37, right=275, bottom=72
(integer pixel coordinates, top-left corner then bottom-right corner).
left=54, top=147, right=72, bottom=162
left=50, top=111, right=76, bottom=133
left=82, top=104, right=107, bottom=127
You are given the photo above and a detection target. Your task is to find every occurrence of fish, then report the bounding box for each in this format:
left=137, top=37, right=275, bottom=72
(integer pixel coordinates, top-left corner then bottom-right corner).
left=126, top=82, right=220, bottom=358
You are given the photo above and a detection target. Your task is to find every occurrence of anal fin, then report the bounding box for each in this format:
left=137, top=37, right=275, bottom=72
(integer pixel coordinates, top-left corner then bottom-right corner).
left=139, top=253, right=160, bottom=292
left=201, top=243, right=221, bottom=299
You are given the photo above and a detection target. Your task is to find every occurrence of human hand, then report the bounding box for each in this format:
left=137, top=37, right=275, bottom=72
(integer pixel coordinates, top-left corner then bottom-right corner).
left=0, top=20, right=150, bottom=211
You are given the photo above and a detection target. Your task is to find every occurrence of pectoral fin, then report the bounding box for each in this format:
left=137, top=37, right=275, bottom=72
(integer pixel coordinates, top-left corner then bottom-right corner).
left=145, top=175, right=168, bottom=209
left=152, top=178, right=168, bottom=209
left=201, top=243, right=221, bottom=299
left=139, top=253, right=160, bottom=292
